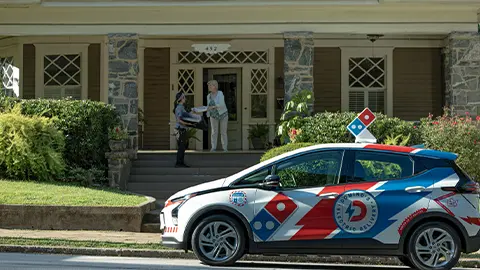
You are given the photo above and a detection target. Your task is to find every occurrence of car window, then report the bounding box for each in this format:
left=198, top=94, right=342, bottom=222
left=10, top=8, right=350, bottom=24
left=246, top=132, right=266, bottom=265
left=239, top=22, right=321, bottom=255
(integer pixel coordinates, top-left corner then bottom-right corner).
left=352, top=151, right=413, bottom=182
left=274, top=151, right=344, bottom=189
left=235, top=168, right=270, bottom=186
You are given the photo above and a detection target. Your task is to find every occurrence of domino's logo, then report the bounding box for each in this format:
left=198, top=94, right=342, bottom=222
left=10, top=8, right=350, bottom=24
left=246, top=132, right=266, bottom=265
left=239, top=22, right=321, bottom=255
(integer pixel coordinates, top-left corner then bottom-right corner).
left=334, top=190, right=378, bottom=234
left=347, top=108, right=377, bottom=142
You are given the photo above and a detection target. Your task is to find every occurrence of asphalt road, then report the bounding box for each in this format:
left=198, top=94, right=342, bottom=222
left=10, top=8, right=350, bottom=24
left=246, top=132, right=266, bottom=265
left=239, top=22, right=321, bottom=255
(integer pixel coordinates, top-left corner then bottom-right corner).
left=0, top=253, right=475, bottom=270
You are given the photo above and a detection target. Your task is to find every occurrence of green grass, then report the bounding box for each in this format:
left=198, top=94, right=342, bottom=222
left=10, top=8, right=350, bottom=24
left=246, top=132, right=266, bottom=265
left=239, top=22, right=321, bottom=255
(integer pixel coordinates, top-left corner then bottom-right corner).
left=0, top=179, right=148, bottom=207
left=0, top=237, right=167, bottom=250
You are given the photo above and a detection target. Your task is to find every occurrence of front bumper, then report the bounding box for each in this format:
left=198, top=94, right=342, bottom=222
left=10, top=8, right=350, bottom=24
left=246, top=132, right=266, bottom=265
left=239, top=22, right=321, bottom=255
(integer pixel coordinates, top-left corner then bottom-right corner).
left=162, top=236, right=184, bottom=249
left=465, top=230, right=480, bottom=253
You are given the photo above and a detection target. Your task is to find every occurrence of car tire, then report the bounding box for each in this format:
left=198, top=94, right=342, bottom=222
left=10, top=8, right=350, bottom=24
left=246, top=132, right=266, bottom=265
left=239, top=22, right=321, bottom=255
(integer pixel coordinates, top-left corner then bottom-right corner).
left=398, top=256, right=414, bottom=268
left=191, top=214, right=246, bottom=266
left=406, top=222, right=461, bottom=270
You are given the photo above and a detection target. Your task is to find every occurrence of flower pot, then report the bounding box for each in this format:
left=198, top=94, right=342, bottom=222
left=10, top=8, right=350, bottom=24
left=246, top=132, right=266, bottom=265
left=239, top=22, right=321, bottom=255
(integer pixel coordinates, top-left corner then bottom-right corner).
left=109, top=140, right=127, bottom=151
left=251, top=137, right=265, bottom=150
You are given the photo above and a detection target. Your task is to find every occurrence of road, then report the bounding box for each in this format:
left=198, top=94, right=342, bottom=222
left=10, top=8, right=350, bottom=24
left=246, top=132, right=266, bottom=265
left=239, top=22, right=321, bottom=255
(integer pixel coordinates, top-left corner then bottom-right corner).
left=0, top=253, right=475, bottom=270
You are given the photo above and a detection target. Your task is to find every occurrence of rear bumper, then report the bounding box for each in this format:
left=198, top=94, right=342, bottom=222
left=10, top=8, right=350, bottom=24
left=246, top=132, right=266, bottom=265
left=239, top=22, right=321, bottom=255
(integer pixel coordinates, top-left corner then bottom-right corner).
left=465, top=230, right=480, bottom=253
left=162, top=236, right=184, bottom=250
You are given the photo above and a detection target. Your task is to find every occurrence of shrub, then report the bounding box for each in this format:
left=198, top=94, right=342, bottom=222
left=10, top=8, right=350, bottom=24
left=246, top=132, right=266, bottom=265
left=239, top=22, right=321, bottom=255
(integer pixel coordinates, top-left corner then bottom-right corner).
left=277, top=90, right=313, bottom=143
left=420, top=109, right=480, bottom=180
left=260, top=143, right=314, bottom=162
left=62, top=167, right=108, bottom=186
left=294, top=111, right=422, bottom=145
left=0, top=105, right=65, bottom=181
left=0, top=96, right=121, bottom=172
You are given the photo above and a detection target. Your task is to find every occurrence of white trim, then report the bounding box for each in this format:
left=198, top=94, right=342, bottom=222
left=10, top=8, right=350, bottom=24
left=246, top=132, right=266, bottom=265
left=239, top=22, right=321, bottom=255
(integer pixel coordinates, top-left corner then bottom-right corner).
left=41, top=1, right=378, bottom=7
left=18, top=36, right=106, bottom=44
left=34, top=43, right=89, bottom=100
left=340, top=47, right=394, bottom=117
left=1, top=23, right=475, bottom=36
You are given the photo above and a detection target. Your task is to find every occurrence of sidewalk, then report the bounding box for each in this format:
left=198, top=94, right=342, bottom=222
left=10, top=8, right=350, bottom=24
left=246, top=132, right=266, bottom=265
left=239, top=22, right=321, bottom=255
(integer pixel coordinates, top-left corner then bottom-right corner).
left=0, top=229, right=160, bottom=244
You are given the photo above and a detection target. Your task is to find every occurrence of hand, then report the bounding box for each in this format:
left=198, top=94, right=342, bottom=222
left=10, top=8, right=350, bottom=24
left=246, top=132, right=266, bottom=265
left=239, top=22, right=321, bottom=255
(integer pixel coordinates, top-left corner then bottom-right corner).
left=208, top=106, right=217, bottom=110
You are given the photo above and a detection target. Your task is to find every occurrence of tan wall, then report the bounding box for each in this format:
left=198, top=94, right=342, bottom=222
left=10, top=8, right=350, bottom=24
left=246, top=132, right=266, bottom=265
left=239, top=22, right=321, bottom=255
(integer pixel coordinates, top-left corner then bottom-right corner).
left=88, top=44, right=101, bottom=101
left=22, top=44, right=35, bottom=99
left=21, top=43, right=101, bottom=100
left=143, top=48, right=170, bottom=150
left=313, top=47, right=342, bottom=113
left=393, top=48, right=443, bottom=121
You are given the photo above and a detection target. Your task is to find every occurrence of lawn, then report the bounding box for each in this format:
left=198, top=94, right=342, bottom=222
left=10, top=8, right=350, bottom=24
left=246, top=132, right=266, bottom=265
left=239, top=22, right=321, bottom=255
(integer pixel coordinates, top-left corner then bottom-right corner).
left=0, top=179, right=148, bottom=207
left=0, top=237, right=167, bottom=250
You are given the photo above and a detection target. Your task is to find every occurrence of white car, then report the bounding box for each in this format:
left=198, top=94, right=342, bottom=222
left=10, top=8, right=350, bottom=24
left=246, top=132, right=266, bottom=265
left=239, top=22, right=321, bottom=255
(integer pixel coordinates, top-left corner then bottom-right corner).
left=160, top=143, right=480, bottom=270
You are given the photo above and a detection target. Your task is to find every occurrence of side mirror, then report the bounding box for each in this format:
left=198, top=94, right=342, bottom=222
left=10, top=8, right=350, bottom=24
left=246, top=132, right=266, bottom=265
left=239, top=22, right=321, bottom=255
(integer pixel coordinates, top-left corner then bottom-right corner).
left=260, top=175, right=280, bottom=189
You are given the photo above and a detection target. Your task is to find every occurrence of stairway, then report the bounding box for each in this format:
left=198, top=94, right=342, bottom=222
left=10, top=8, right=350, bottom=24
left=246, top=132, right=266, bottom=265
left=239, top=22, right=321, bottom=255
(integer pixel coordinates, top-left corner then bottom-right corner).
left=130, top=151, right=263, bottom=233
left=129, top=151, right=263, bottom=206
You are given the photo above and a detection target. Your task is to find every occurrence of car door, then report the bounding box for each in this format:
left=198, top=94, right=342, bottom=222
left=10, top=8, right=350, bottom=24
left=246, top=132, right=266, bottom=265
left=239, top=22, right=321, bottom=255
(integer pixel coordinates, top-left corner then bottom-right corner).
left=337, top=149, right=433, bottom=249
left=250, top=149, right=347, bottom=249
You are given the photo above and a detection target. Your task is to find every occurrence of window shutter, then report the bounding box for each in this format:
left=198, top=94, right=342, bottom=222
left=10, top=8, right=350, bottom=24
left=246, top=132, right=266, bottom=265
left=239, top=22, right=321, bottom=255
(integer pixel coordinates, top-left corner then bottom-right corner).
left=44, top=87, right=61, bottom=99
left=368, top=91, right=385, bottom=113
left=65, top=86, right=82, bottom=100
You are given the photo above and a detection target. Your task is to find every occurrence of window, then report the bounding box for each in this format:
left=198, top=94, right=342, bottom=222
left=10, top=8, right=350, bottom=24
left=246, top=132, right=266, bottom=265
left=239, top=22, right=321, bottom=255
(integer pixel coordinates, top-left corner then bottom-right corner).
left=274, top=151, right=344, bottom=189
left=250, top=69, right=268, bottom=118
left=0, top=56, right=14, bottom=95
left=35, top=44, right=88, bottom=100
left=352, top=151, right=413, bottom=182
left=236, top=168, right=271, bottom=186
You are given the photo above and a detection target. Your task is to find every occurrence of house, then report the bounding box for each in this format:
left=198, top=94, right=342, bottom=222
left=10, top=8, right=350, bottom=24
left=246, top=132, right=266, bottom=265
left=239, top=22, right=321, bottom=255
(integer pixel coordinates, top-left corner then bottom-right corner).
left=1, top=0, right=479, bottom=153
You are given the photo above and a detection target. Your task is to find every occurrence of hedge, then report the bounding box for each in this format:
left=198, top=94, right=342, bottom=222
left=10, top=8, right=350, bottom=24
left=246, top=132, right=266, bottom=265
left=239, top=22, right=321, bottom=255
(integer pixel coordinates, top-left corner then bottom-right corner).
left=0, top=97, right=120, bottom=173
left=0, top=105, right=65, bottom=181
left=260, top=143, right=314, bottom=162
left=294, top=111, right=421, bottom=145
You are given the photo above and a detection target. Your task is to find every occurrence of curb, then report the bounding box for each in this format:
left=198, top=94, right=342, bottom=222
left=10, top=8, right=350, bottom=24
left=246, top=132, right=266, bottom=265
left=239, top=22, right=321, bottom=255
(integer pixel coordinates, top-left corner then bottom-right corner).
left=0, top=245, right=478, bottom=268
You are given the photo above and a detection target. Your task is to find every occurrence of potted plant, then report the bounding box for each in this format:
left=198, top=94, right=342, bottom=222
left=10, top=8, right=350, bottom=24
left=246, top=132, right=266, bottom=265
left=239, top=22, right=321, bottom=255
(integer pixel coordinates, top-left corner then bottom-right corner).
left=248, top=123, right=269, bottom=150
left=174, top=128, right=201, bottom=150
left=108, top=126, right=129, bottom=151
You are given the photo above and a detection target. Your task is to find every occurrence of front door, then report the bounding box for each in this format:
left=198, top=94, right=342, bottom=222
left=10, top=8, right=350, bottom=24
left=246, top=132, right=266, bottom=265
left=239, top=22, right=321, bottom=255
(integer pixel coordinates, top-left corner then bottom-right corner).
left=207, top=68, right=242, bottom=150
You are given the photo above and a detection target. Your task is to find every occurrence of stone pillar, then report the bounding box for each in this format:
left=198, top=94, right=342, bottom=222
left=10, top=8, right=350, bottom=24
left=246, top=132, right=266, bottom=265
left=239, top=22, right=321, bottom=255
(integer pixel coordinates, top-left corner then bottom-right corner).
left=107, top=33, right=139, bottom=159
left=105, top=151, right=129, bottom=189
left=283, top=31, right=314, bottom=111
left=444, top=32, right=480, bottom=116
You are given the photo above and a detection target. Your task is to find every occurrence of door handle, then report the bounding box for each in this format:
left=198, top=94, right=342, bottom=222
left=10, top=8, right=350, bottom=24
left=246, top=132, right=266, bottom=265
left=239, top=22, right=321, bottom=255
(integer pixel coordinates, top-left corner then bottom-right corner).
left=317, top=192, right=339, bottom=199
left=405, top=186, right=426, bottom=193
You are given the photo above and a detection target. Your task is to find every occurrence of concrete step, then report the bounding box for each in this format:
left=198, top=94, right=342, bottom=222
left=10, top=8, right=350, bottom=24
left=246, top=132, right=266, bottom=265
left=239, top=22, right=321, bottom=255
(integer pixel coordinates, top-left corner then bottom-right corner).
left=141, top=223, right=161, bottom=233
left=129, top=181, right=213, bottom=191
left=130, top=167, right=244, bottom=176
left=130, top=190, right=183, bottom=202
left=132, top=159, right=257, bottom=168
left=137, top=152, right=263, bottom=161
left=129, top=175, right=222, bottom=183
left=142, top=209, right=161, bottom=224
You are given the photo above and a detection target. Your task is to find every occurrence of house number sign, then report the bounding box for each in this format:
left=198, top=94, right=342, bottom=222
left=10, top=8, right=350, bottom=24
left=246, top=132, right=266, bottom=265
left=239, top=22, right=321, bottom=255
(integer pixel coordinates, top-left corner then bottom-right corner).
left=192, top=44, right=231, bottom=55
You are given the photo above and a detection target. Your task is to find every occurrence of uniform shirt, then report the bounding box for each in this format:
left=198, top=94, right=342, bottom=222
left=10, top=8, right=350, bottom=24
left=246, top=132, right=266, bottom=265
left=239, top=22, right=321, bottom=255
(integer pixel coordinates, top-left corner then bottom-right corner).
left=175, top=104, right=188, bottom=129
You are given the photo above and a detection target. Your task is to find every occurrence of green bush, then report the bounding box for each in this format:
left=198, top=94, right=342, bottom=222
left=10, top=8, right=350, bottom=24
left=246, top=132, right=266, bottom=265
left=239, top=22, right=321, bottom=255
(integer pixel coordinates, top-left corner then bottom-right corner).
left=0, top=106, right=65, bottom=181
left=294, top=111, right=422, bottom=145
left=0, top=96, right=121, bottom=172
left=260, top=143, right=314, bottom=162
left=420, top=109, right=480, bottom=180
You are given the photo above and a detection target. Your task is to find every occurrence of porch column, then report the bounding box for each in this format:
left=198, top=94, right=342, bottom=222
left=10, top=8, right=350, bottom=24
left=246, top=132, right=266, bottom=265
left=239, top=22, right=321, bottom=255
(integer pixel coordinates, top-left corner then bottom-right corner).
left=283, top=31, right=314, bottom=111
left=444, top=32, right=480, bottom=116
left=107, top=33, right=139, bottom=158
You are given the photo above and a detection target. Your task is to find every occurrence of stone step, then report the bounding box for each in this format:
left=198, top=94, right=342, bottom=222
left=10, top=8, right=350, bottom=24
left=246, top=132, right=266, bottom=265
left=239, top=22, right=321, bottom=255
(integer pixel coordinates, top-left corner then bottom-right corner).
left=132, top=159, right=257, bottom=168
left=129, top=174, right=222, bottom=183
left=131, top=190, right=183, bottom=202
left=141, top=223, right=161, bottom=233
left=130, top=167, right=244, bottom=176
left=129, top=181, right=213, bottom=192
left=142, top=209, right=161, bottom=224
left=137, top=152, right=263, bottom=161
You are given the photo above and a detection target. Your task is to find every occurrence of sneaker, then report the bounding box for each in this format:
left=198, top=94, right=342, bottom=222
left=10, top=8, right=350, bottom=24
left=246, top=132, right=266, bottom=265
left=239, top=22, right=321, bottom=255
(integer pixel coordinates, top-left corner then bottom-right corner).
left=210, top=149, right=216, bottom=152
left=175, top=163, right=190, bottom=168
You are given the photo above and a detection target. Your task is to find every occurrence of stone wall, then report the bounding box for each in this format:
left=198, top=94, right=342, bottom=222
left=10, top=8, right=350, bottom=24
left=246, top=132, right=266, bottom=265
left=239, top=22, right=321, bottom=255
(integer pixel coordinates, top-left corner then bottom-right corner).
left=108, top=33, right=139, bottom=158
left=444, top=32, right=480, bottom=116
left=283, top=32, right=314, bottom=110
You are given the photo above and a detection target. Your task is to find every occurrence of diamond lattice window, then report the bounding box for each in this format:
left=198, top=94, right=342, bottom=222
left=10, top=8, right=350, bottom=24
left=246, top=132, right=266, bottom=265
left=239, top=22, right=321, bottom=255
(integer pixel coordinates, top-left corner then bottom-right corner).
left=1, top=56, right=14, bottom=94
left=348, top=57, right=386, bottom=113
left=178, top=69, right=195, bottom=109
left=178, top=51, right=268, bottom=64
left=43, top=54, right=82, bottom=99
left=250, top=69, right=268, bottom=118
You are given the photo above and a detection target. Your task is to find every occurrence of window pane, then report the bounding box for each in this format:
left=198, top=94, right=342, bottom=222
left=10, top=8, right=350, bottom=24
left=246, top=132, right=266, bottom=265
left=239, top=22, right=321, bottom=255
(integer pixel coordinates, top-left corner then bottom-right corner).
left=275, top=151, right=343, bottom=189
left=251, top=94, right=267, bottom=118
left=368, top=91, right=385, bottom=113
left=353, top=151, right=413, bottom=182
left=237, top=168, right=270, bottom=185
left=349, top=91, right=365, bottom=112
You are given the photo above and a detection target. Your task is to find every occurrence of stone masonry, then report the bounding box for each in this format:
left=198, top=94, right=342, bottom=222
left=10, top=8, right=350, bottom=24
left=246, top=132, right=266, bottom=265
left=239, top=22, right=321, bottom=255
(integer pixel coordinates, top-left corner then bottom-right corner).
left=444, top=32, right=480, bottom=116
left=107, top=33, right=139, bottom=158
left=283, top=31, right=314, bottom=111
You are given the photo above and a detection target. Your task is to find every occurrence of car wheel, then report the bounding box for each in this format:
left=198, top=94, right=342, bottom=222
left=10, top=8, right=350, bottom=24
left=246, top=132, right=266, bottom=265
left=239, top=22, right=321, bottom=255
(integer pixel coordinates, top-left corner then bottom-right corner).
left=397, top=256, right=414, bottom=268
left=406, top=222, right=461, bottom=270
left=191, top=214, right=246, bottom=266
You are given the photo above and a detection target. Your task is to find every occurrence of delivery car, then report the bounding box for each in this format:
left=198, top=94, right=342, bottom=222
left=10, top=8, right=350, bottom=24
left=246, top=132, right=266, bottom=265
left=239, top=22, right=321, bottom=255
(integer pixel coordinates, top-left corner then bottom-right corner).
left=160, top=143, right=480, bottom=270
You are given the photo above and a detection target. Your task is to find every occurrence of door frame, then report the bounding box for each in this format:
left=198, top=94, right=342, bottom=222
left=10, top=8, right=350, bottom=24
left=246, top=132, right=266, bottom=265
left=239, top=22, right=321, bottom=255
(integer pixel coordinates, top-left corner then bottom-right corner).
left=207, top=68, right=243, bottom=150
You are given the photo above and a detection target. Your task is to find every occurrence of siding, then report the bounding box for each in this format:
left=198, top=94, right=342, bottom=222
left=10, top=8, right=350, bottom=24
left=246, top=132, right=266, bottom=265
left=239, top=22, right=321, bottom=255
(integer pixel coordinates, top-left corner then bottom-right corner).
left=22, top=44, right=35, bottom=99
left=393, top=48, right=443, bottom=120
left=313, top=47, right=342, bottom=113
left=88, top=44, right=101, bottom=101
left=143, top=48, right=170, bottom=150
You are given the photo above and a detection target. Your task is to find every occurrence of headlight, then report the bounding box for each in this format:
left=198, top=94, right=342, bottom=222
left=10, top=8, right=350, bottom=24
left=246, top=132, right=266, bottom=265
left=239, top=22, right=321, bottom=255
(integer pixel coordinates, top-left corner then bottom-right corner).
left=171, top=193, right=197, bottom=226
